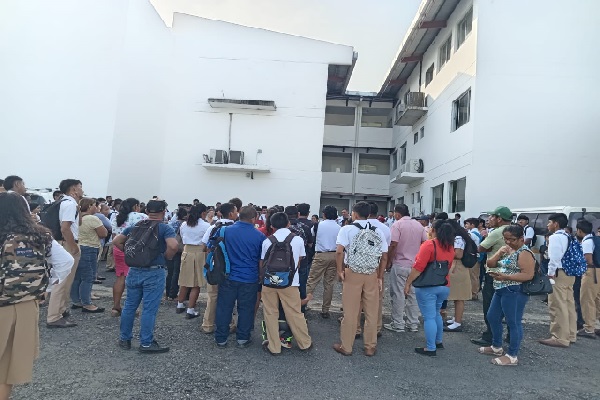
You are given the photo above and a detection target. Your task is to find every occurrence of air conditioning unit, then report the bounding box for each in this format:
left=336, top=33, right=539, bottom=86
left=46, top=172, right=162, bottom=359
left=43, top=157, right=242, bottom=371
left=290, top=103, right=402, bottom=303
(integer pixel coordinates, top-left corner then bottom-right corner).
left=210, top=149, right=228, bottom=164
left=229, top=150, right=244, bottom=164
left=406, top=159, right=424, bottom=173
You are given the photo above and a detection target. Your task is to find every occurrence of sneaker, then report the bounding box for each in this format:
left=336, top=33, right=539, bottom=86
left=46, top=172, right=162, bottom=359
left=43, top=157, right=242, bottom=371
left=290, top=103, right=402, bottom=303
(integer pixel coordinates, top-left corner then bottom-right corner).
left=175, top=307, right=185, bottom=314
left=236, top=339, right=253, bottom=349
left=577, top=329, right=597, bottom=339
left=138, top=340, right=170, bottom=354
left=280, top=338, right=292, bottom=349
left=118, top=340, right=131, bottom=350
left=407, top=325, right=419, bottom=333
left=186, top=312, right=200, bottom=320
left=383, top=323, right=405, bottom=333
left=46, top=318, right=77, bottom=328
left=216, top=341, right=228, bottom=349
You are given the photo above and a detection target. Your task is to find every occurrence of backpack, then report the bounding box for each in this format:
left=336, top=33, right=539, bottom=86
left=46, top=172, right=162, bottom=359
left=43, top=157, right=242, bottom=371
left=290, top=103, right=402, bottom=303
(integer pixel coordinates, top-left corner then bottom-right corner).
left=40, top=199, right=74, bottom=241
left=262, top=233, right=296, bottom=288
left=206, top=221, right=234, bottom=250
left=0, top=234, right=50, bottom=307
left=560, top=233, right=587, bottom=277
left=583, top=236, right=600, bottom=267
left=288, top=220, right=308, bottom=246
left=346, top=223, right=383, bottom=275
left=524, top=225, right=537, bottom=247
left=461, top=235, right=478, bottom=268
left=124, top=220, right=161, bottom=267
left=204, top=226, right=231, bottom=285
left=471, top=230, right=485, bottom=262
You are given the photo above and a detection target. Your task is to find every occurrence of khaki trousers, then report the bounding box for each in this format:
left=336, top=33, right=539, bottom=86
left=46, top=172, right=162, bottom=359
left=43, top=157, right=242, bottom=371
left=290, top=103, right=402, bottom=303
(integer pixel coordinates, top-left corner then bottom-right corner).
left=580, top=268, right=600, bottom=332
left=202, top=283, right=237, bottom=332
left=105, top=242, right=114, bottom=269
left=47, top=245, right=80, bottom=323
left=341, top=269, right=379, bottom=353
left=548, top=270, right=576, bottom=346
left=469, top=262, right=480, bottom=296
left=262, top=286, right=312, bottom=354
left=306, top=252, right=337, bottom=312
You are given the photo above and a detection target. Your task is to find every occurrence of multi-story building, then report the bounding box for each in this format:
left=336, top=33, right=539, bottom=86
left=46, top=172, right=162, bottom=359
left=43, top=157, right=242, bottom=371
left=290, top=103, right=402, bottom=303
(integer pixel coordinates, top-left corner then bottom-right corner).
left=322, top=0, right=600, bottom=218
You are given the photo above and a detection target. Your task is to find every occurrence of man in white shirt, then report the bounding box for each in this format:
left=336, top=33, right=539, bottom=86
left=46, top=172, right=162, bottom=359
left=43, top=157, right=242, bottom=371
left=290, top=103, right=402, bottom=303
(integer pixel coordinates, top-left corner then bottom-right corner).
left=333, top=202, right=388, bottom=357
left=336, top=209, right=349, bottom=227
left=385, top=211, right=395, bottom=228
left=575, top=219, right=599, bottom=338
left=260, top=212, right=312, bottom=355
left=539, top=213, right=575, bottom=348
left=516, top=214, right=536, bottom=247
left=47, top=179, right=83, bottom=328
left=304, top=205, right=341, bottom=318
left=465, top=218, right=483, bottom=300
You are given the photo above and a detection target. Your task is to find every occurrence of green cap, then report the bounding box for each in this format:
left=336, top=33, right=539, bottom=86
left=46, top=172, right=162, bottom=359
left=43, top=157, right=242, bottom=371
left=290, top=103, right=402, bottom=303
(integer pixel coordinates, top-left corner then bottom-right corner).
left=487, top=206, right=513, bottom=221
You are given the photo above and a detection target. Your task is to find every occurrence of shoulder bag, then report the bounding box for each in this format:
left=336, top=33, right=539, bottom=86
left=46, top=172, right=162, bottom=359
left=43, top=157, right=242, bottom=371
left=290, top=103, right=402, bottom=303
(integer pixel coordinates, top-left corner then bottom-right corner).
left=521, top=249, right=553, bottom=295
left=413, top=241, right=449, bottom=288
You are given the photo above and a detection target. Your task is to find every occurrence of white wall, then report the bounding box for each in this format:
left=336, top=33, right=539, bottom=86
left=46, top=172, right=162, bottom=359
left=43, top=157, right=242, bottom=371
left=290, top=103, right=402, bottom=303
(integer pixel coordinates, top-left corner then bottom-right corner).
left=471, top=0, right=600, bottom=213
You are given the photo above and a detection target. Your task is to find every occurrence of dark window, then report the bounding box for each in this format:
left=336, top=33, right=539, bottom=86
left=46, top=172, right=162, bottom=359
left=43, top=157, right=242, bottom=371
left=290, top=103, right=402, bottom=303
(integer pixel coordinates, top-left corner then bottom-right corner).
left=413, top=132, right=419, bottom=144
left=439, top=36, right=452, bottom=70
left=449, top=178, right=466, bottom=213
left=425, top=64, right=434, bottom=86
left=457, top=8, right=473, bottom=49
left=452, top=89, right=471, bottom=130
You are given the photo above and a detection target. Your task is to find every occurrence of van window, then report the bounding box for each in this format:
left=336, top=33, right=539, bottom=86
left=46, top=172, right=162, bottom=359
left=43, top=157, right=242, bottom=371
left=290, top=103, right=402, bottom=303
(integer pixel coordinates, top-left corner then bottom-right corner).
left=533, top=213, right=552, bottom=235
left=569, top=212, right=600, bottom=233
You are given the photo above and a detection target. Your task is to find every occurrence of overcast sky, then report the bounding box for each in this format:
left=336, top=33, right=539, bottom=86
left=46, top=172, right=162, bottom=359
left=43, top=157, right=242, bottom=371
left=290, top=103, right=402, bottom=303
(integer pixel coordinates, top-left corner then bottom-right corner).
left=156, top=0, right=422, bottom=92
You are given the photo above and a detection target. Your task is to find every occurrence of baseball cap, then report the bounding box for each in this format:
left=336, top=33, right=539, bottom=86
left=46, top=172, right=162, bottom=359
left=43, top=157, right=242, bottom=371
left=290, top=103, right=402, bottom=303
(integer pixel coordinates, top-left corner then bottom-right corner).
left=487, top=206, right=513, bottom=221
left=146, top=200, right=167, bottom=213
left=415, top=215, right=429, bottom=221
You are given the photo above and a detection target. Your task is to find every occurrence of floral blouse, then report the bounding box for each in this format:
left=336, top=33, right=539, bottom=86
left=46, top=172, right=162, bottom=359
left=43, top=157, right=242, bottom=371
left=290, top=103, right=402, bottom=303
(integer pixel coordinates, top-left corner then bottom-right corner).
left=494, top=245, right=530, bottom=290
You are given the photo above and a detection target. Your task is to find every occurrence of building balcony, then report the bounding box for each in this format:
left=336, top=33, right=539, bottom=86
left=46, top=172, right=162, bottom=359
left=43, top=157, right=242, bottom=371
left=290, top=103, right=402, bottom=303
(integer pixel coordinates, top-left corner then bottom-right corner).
left=395, top=92, right=427, bottom=126
left=355, top=173, right=390, bottom=196
left=323, top=125, right=393, bottom=148
left=321, top=171, right=353, bottom=194
left=391, top=159, right=425, bottom=184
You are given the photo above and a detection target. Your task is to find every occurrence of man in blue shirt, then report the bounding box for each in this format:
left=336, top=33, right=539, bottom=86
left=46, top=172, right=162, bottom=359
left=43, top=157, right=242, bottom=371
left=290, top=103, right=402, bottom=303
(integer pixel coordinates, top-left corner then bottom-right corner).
left=113, top=200, right=178, bottom=353
left=215, top=206, right=266, bottom=348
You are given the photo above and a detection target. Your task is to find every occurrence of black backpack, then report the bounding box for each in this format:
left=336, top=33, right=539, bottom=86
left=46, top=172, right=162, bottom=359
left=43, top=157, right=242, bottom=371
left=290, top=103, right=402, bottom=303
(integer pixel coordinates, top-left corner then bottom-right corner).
left=584, top=236, right=600, bottom=267
left=461, top=235, right=478, bottom=268
left=204, top=225, right=230, bottom=285
left=262, top=233, right=296, bottom=289
left=40, top=199, right=77, bottom=241
left=124, top=220, right=161, bottom=267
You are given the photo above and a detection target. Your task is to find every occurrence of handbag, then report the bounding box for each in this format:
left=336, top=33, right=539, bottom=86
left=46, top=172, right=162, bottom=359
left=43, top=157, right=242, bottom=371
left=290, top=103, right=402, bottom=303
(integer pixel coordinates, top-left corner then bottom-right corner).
left=175, top=226, right=184, bottom=253
left=413, top=241, right=449, bottom=288
left=521, top=249, right=553, bottom=296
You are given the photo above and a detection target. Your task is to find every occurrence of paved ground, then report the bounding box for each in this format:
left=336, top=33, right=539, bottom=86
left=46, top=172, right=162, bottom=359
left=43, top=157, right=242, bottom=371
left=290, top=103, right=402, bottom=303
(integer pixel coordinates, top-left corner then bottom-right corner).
left=13, top=264, right=600, bottom=400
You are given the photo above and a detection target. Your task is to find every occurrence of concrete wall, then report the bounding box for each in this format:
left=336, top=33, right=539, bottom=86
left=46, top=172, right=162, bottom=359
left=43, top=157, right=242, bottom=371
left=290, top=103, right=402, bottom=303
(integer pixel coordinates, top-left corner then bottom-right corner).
left=471, top=0, right=600, bottom=213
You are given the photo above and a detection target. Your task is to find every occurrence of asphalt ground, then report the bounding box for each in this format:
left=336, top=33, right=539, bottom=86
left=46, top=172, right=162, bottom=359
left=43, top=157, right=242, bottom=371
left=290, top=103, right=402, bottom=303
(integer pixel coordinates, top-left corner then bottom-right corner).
left=13, top=264, right=600, bottom=400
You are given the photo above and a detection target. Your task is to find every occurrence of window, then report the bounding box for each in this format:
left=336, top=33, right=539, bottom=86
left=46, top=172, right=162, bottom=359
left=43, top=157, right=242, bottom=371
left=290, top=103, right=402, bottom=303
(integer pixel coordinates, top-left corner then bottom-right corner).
left=391, top=150, right=398, bottom=171
left=425, top=63, right=434, bottom=86
left=398, top=196, right=405, bottom=205
left=413, top=132, right=419, bottom=144
left=456, top=8, right=473, bottom=50
left=449, top=178, right=466, bottom=212
left=438, top=35, right=452, bottom=71
left=420, top=126, right=425, bottom=139
left=452, top=88, right=471, bottom=130
left=322, top=153, right=352, bottom=173
left=411, top=193, right=415, bottom=204
left=432, top=184, right=444, bottom=213
left=416, top=191, right=421, bottom=204
left=399, top=143, right=407, bottom=165
left=358, top=154, right=390, bottom=175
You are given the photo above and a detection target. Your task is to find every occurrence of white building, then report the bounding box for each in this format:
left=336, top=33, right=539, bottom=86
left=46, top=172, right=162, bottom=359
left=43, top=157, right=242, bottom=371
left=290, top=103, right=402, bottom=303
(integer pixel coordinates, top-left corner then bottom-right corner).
left=320, top=0, right=600, bottom=218
left=0, top=0, right=354, bottom=208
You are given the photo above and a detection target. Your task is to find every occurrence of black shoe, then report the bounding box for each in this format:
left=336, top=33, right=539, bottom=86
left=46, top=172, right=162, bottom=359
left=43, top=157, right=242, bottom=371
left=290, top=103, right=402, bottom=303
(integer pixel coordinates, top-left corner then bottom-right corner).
left=320, top=312, right=331, bottom=319
left=377, top=331, right=382, bottom=338
left=262, top=342, right=280, bottom=356
left=71, top=304, right=83, bottom=310
left=118, top=340, right=131, bottom=350
left=415, top=347, right=436, bottom=357
left=236, top=339, right=252, bottom=349
left=97, top=276, right=106, bottom=281
left=443, top=325, right=463, bottom=332
left=176, top=308, right=185, bottom=314
left=93, top=280, right=102, bottom=285
left=436, top=343, right=444, bottom=349
left=62, top=310, right=71, bottom=319
left=216, top=341, right=228, bottom=349
left=470, top=337, right=492, bottom=346
left=82, top=307, right=105, bottom=313
left=185, top=312, right=200, bottom=320
left=139, top=340, right=169, bottom=354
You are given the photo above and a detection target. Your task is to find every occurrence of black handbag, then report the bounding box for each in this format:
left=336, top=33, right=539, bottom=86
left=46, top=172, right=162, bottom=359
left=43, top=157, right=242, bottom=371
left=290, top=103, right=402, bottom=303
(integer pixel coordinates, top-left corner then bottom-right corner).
left=521, top=250, right=553, bottom=296
left=413, top=241, right=449, bottom=288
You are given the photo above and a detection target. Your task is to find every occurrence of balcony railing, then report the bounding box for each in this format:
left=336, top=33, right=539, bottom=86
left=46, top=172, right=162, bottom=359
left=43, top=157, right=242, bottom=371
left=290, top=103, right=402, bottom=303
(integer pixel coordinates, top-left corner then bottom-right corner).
left=395, top=92, right=428, bottom=126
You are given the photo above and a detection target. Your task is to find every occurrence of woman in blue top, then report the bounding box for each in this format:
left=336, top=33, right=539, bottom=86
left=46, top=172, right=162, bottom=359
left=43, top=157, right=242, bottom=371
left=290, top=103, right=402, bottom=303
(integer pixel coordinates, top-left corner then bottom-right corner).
left=478, top=225, right=535, bottom=366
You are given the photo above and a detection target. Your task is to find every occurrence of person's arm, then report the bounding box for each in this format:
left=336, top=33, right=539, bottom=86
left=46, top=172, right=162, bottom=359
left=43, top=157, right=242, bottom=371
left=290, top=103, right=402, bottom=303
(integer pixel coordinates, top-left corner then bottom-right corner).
left=491, top=251, right=535, bottom=282
left=47, top=240, right=74, bottom=285
left=377, top=252, right=388, bottom=291
left=165, top=237, right=178, bottom=260
left=524, top=227, right=534, bottom=246
left=478, top=244, right=491, bottom=253
left=112, top=234, right=127, bottom=251
left=60, top=221, right=78, bottom=255
left=404, top=241, right=431, bottom=295
left=336, top=244, right=345, bottom=281
left=486, top=246, right=510, bottom=268
left=454, top=248, right=464, bottom=259
left=259, top=260, right=265, bottom=282
left=387, top=241, right=398, bottom=270
left=547, top=234, right=564, bottom=277
left=95, top=225, right=108, bottom=239
left=585, top=253, right=594, bottom=267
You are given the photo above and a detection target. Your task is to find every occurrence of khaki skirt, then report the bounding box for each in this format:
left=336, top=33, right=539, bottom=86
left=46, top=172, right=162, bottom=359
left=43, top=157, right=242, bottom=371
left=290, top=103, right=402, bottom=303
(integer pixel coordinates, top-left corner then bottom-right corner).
left=0, top=300, right=39, bottom=385
left=447, top=260, right=472, bottom=301
left=178, top=245, right=206, bottom=288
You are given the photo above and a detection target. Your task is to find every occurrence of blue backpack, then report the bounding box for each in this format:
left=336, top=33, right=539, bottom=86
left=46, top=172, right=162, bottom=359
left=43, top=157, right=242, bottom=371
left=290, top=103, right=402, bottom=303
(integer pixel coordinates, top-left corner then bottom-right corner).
left=471, top=230, right=485, bottom=262
left=560, top=233, right=587, bottom=277
left=203, top=226, right=231, bottom=285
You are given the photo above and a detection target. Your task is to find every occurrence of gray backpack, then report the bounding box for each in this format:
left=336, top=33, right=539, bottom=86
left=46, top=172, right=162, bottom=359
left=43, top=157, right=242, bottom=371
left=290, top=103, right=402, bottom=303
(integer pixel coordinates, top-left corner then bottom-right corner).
left=347, top=223, right=383, bottom=275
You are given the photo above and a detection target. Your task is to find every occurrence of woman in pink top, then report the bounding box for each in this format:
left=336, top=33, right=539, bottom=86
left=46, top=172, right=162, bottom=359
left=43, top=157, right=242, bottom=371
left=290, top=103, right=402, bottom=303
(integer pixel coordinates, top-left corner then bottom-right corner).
left=405, top=220, right=455, bottom=356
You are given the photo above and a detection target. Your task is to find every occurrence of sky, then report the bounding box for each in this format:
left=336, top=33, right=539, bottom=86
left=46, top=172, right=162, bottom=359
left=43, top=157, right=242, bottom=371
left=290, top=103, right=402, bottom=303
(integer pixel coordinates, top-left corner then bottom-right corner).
left=154, top=0, right=422, bottom=92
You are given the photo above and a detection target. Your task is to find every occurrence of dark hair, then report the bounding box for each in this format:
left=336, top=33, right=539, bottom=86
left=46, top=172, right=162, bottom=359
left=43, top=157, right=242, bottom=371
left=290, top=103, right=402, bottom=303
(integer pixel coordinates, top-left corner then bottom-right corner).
left=116, top=198, right=140, bottom=227
left=52, top=190, right=62, bottom=198
left=465, top=218, right=479, bottom=227
left=264, top=207, right=279, bottom=235
left=220, top=203, right=236, bottom=219
left=0, top=192, right=52, bottom=249
left=352, top=202, right=370, bottom=219
left=455, top=213, right=461, bottom=219
left=297, top=203, right=310, bottom=217
left=549, top=213, right=568, bottom=229
left=270, top=212, right=289, bottom=230
left=29, top=202, right=40, bottom=212
left=517, top=214, right=529, bottom=222
left=176, top=207, right=188, bottom=221
left=312, top=214, right=319, bottom=220
left=79, top=197, right=95, bottom=212
left=229, top=197, right=243, bottom=210
left=449, top=220, right=470, bottom=243
left=504, top=224, right=525, bottom=239
left=576, top=218, right=593, bottom=235
left=187, top=203, right=206, bottom=227
left=285, top=205, right=299, bottom=217
left=59, top=179, right=81, bottom=195
left=193, top=198, right=199, bottom=202
left=3, top=175, right=23, bottom=191
left=368, top=202, right=378, bottom=216
left=322, top=205, right=338, bottom=220
left=433, top=220, right=454, bottom=249
left=436, top=212, right=448, bottom=220
left=478, top=218, right=486, bottom=227
left=394, top=203, right=409, bottom=217
left=239, top=206, right=256, bottom=221
left=113, top=198, right=122, bottom=207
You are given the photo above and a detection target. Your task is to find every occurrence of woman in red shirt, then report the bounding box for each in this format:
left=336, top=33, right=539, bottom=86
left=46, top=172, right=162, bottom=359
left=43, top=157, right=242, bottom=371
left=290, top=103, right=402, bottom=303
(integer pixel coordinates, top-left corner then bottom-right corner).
left=258, top=207, right=278, bottom=236
left=405, top=220, right=456, bottom=356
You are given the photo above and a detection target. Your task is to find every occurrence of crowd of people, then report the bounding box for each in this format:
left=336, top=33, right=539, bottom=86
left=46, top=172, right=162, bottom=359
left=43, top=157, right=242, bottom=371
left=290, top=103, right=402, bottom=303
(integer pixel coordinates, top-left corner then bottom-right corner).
left=0, top=174, right=599, bottom=398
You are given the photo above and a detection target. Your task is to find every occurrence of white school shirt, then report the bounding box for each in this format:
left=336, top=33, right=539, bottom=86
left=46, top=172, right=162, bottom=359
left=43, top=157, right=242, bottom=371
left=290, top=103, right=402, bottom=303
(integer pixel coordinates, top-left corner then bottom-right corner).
left=46, top=240, right=75, bottom=292
left=524, top=226, right=535, bottom=241
left=469, top=228, right=481, bottom=247
left=336, top=220, right=389, bottom=264
left=367, top=218, right=391, bottom=245
left=58, top=195, right=79, bottom=240
left=315, top=219, right=341, bottom=252
left=548, top=230, right=569, bottom=276
left=201, top=218, right=234, bottom=245
left=180, top=220, right=210, bottom=245
left=454, top=236, right=466, bottom=249
left=260, top=228, right=305, bottom=287
left=582, top=234, right=595, bottom=256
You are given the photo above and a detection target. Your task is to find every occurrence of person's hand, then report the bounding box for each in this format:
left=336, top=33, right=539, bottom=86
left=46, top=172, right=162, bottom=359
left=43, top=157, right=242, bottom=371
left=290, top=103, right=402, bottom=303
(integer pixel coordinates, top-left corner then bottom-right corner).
left=498, top=245, right=511, bottom=256
left=378, top=278, right=383, bottom=292
left=385, top=265, right=392, bottom=272
left=404, top=283, right=411, bottom=297
left=69, top=245, right=80, bottom=257
left=489, top=272, right=504, bottom=281
left=338, top=270, right=345, bottom=282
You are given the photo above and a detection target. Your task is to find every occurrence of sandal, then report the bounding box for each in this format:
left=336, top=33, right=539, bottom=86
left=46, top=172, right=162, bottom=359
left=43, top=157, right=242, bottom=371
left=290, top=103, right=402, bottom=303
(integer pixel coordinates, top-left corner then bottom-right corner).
left=491, top=355, right=518, bottom=366
left=478, top=346, right=504, bottom=356
left=111, top=308, right=122, bottom=317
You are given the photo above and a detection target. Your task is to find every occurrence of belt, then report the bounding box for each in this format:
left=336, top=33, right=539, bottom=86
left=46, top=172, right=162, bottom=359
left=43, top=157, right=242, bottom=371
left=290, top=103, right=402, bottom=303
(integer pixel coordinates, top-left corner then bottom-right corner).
left=131, top=265, right=165, bottom=270
left=316, top=251, right=336, bottom=253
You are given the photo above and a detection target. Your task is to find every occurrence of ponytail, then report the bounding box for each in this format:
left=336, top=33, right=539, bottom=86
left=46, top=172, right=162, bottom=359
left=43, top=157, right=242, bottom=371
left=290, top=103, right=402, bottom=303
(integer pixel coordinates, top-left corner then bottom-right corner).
left=116, top=198, right=139, bottom=227
left=433, top=219, right=455, bottom=249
